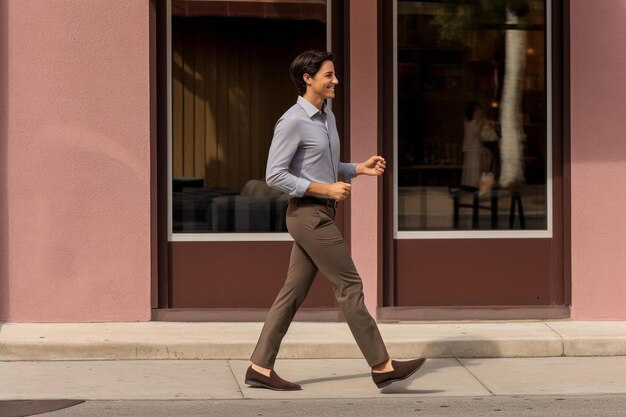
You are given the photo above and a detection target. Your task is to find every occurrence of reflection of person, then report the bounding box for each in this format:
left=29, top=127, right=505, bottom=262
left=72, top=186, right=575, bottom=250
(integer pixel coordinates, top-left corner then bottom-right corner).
left=461, top=101, right=497, bottom=188
left=245, top=50, right=426, bottom=391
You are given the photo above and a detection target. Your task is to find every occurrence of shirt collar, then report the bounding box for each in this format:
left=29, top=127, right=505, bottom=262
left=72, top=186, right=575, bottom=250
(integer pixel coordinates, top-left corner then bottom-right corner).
left=297, top=95, right=327, bottom=118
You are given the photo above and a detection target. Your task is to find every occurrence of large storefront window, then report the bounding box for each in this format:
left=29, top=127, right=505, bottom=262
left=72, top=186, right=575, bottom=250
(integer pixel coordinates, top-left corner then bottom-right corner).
left=396, top=0, right=548, bottom=232
left=169, top=1, right=328, bottom=236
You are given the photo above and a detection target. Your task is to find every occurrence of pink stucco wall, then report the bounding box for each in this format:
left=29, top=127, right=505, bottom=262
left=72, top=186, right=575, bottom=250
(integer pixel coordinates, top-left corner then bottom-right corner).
left=0, top=1, right=153, bottom=322
left=3, top=0, right=623, bottom=323
left=570, top=0, right=626, bottom=319
left=349, top=0, right=380, bottom=316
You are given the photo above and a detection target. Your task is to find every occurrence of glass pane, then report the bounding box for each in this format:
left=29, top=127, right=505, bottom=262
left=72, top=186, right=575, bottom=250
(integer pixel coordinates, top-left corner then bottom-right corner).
left=397, top=0, right=547, bottom=231
left=171, top=6, right=327, bottom=233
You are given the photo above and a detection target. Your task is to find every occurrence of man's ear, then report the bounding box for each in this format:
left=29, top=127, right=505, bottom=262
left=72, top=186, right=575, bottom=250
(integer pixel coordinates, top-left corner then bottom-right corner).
left=303, top=73, right=311, bottom=86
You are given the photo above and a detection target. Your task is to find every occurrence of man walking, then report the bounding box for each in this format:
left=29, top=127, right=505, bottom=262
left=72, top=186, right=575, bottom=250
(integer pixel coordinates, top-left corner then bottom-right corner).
left=245, top=50, right=426, bottom=391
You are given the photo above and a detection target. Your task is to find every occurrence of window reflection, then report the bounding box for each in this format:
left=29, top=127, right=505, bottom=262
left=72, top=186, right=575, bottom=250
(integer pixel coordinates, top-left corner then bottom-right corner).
left=397, top=0, right=547, bottom=231
left=171, top=6, right=327, bottom=233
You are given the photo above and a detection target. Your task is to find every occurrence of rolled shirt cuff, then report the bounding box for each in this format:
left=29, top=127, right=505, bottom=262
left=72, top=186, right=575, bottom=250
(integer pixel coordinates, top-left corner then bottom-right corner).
left=293, top=178, right=311, bottom=197
left=340, top=162, right=358, bottom=182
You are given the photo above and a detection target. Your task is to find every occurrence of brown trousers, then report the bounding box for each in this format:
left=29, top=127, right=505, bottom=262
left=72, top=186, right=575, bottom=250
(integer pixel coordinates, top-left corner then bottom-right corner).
left=250, top=200, right=390, bottom=368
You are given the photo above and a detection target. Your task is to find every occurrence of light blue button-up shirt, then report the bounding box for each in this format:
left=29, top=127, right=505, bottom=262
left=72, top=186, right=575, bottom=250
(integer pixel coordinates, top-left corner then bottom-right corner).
left=266, top=96, right=357, bottom=197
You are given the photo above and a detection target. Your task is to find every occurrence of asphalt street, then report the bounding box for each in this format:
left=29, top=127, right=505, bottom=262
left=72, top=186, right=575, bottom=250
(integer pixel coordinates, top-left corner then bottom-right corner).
left=2, top=396, right=626, bottom=417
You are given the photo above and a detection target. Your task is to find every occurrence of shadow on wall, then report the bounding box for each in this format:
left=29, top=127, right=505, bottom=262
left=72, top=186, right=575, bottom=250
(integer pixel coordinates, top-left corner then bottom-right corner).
left=0, top=0, right=8, bottom=321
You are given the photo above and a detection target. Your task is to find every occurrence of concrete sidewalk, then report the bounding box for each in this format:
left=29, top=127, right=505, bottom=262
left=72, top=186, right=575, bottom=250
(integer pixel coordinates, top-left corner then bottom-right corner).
left=1, top=357, right=626, bottom=400
left=1, top=321, right=625, bottom=361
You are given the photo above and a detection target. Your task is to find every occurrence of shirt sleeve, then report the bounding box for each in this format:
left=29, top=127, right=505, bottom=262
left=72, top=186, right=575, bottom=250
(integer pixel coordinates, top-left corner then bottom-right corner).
left=265, top=117, right=311, bottom=197
left=338, top=162, right=358, bottom=182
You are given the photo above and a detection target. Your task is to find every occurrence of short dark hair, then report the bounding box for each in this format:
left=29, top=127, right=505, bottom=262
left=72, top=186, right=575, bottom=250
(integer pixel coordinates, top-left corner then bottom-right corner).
left=289, top=50, right=335, bottom=96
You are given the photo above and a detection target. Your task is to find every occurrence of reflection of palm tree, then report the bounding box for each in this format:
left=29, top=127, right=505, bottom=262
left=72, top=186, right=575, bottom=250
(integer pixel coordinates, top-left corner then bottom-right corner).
left=432, top=0, right=533, bottom=187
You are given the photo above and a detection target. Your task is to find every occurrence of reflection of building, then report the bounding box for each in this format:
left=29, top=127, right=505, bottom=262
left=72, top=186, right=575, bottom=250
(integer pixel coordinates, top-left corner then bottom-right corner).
left=1, top=0, right=624, bottom=322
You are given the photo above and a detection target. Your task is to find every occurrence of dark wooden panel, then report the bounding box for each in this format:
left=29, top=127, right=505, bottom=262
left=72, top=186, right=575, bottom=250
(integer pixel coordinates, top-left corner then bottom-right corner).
left=182, top=25, right=195, bottom=177
left=173, top=17, right=325, bottom=193
left=193, top=24, right=206, bottom=181
left=239, top=40, right=252, bottom=192
left=170, top=242, right=337, bottom=308
left=226, top=33, right=240, bottom=192
left=378, top=306, right=570, bottom=321
left=172, top=0, right=327, bottom=21
left=250, top=38, right=262, bottom=181
left=155, top=0, right=169, bottom=308
left=395, top=239, right=554, bottom=306
left=172, top=28, right=184, bottom=177
left=153, top=308, right=345, bottom=322
left=550, top=0, right=569, bottom=307
left=205, top=30, right=218, bottom=186
left=215, top=24, right=229, bottom=186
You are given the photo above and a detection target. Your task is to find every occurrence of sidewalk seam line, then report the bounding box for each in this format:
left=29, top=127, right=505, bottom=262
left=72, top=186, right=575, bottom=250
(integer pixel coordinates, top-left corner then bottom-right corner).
left=227, top=360, right=246, bottom=399
left=543, top=322, right=566, bottom=356
left=455, top=358, right=495, bottom=396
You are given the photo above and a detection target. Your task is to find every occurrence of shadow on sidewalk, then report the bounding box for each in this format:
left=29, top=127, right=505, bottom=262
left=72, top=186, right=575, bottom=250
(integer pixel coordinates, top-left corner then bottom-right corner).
left=296, top=372, right=371, bottom=385
left=281, top=330, right=505, bottom=394
left=292, top=356, right=456, bottom=395
left=378, top=357, right=451, bottom=395
left=293, top=365, right=445, bottom=395
left=0, top=400, right=85, bottom=417
left=376, top=333, right=504, bottom=394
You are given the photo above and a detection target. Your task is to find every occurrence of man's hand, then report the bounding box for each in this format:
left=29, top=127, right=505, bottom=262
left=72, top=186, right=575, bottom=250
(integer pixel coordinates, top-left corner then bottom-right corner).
left=356, top=156, right=386, bottom=176
left=325, top=182, right=352, bottom=200
left=306, top=181, right=352, bottom=200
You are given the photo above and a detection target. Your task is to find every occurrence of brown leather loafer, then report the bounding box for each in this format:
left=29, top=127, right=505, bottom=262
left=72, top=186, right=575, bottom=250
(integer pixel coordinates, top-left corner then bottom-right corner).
left=372, top=358, right=426, bottom=389
left=245, top=366, right=302, bottom=391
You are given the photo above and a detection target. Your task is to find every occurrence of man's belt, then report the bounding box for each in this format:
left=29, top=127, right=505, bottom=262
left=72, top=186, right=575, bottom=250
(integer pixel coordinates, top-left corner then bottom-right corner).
left=292, top=196, right=339, bottom=208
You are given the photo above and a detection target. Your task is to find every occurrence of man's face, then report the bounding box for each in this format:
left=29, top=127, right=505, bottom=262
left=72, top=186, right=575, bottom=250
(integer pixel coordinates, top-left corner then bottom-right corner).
left=304, top=60, right=339, bottom=100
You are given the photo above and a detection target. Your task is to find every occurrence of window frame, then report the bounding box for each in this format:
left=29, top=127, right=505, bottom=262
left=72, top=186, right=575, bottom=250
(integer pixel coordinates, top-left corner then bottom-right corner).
left=166, top=0, right=333, bottom=242
left=392, top=0, right=554, bottom=240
